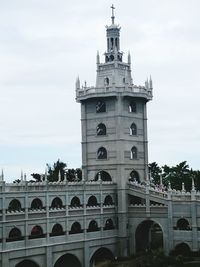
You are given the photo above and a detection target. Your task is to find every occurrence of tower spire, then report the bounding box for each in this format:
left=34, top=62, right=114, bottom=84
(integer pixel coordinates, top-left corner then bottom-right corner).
left=111, top=4, right=115, bottom=24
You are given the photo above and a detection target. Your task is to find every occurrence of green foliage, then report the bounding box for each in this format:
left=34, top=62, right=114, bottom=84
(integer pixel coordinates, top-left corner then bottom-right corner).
left=30, top=159, right=82, bottom=182
left=149, top=161, right=200, bottom=191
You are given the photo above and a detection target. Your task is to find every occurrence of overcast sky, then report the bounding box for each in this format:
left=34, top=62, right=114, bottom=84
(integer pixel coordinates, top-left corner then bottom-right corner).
left=0, top=0, right=200, bottom=181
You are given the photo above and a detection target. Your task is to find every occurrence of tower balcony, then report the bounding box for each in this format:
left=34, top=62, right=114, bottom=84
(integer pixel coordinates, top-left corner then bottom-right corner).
left=76, top=85, right=152, bottom=102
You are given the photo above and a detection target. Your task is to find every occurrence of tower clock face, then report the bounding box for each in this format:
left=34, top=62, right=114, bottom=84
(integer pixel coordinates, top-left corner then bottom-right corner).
left=96, top=100, right=106, bottom=113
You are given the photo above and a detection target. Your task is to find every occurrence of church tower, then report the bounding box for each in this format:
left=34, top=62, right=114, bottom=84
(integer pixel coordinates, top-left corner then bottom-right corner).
left=76, top=6, right=152, bottom=188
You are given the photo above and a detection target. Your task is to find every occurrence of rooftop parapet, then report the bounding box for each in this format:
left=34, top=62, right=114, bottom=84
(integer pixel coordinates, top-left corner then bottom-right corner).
left=76, top=84, right=152, bottom=102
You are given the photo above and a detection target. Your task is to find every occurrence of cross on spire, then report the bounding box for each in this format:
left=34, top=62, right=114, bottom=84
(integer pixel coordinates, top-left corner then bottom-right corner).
left=111, top=4, right=115, bottom=24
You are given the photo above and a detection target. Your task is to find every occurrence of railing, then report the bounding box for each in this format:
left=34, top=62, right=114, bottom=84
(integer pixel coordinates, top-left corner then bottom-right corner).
left=76, top=85, right=152, bottom=98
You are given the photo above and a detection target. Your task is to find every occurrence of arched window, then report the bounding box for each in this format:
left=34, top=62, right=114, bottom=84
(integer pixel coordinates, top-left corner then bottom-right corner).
left=176, top=218, right=190, bottom=230
left=70, top=196, right=81, bottom=207
left=130, top=123, right=137, bottom=135
left=103, top=195, right=114, bottom=206
left=129, top=101, right=136, bottom=113
left=8, top=227, right=22, bottom=242
left=29, top=225, right=44, bottom=239
left=104, top=77, right=109, bottom=86
left=104, top=219, right=115, bottom=230
left=16, top=260, right=40, bottom=267
left=94, top=171, right=112, bottom=182
left=51, top=197, right=63, bottom=209
left=87, top=196, right=98, bottom=207
left=97, top=123, right=107, bottom=136
left=97, top=147, right=107, bottom=159
left=129, top=170, right=140, bottom=183
left=110, top=55, right=114, bottom=61
left=30, top=198, right=43, bottom=210
left=96, top=100, right=106, bottom=113
left=87, top=220, right=99, bottom=232
left=69, top=222, right=83, bottom=234
left=130, top=146, right=137, bottom=159
left=50, top=224, right=64, bottom=236
left=8, top=199, right=21, bottom=212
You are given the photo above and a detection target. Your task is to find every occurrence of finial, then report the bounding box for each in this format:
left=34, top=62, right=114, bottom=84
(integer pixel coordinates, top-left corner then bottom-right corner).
left=168, top=181, right=171, bottom=190
left=21, top=170, right=23, bottom=181
left=44, top=168, right=47, bottom=181
left=58, top=170, right=61, bottom=182
left=76, top=76, right=80, bottom=90
left=192, top=177, right=195, bottom=191
left=98, top=172, right=101, bottom=181
left=128, top=51, right=131, bottom=64
left=145, top=78, right=149, bottom=89
left=149, top=75, right=153, bottom=89
left=0, top=169, right=4, bottom=181
left=96, top=51, right=100, bottom=64
left=182, top=182, right=185, bottom=192
left=160, top=174, right=163, bottom=186
left=24, top=173, right=26, bottom=182
left=111, top=4, right=115, bottom=24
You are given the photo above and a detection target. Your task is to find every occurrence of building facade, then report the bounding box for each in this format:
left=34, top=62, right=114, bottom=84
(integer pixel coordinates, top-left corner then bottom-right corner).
left=0, top=7, right=199, bottom=267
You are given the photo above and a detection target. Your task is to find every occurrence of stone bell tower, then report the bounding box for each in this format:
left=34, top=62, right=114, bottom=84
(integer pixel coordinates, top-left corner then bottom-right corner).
left=76, top=5, right=152, bottom=256
left=76, top=6, right=152, bottom=187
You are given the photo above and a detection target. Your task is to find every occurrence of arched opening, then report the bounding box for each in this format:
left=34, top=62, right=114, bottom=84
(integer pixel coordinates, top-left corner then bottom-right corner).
left=94, top=171, right=112, bottom=182
left=30, top=198, right=43, bottom=210
left=29, top=225, right=44, bottom=239
left=130, top=123, right=137, bottom=135
left=129, top=101, right=136, bottom=113
left=174, top=242, right=191, bottom=256
left=97, top=147, right=107, bottom=159
left=87, top=196, right=98, bottom=207
left=135, top=220, right=163, bottom=252
left=103, top=195, right=114, bottom=205
left=129, top=170, right=140, bottom=183
left=87, top=220, right=100, bottom=232
left=54, top=253, right=81, bottom=267
left=110, top=55, right=114, bottom=61
left=70, top=196, right=81, bottom=208
left=90, top=247, right=114, bottom=267
left=130, top=146, right=137, bottom=159
left=96, top=123, right=107, bottom=136
left=8, top=199, right=21, bottom=212
left=16, top=260, right=40, bottom=267
left=104, top=219, right=115, bottom=230
left=50, top=224, right=64, bottom=237
left=69, top=222, right=83, bottom=234
left=104, top=77, right=109, bottom=86
left=51, top=197, right=63, bottom=209
left=176, top=218, right=191, bottom=230
left=7, top=227, right=23, bottom=242
left=96, top=100, right=106, bottom=113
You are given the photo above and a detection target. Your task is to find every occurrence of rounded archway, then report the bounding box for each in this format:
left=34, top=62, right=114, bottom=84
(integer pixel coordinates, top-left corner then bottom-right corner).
left=29, top=225, right=44, bottom=239
left=70, top=196, right=81, bottom=207
left=51, top=197, right=63, bottom=209
left=87, top=196, right=98, bottom=207
left=69, top=222, right=83, bottom=234
left=103, top=195, right=113, bottom=205
left=94, top=171, right=112, bottom=182
left=174, top=242, right=191, bottom=256
left=31, top=198, right=43, bottom=210
left=135, top=220, right=163, bottom=252
left=176, top=218, right=190, bottom=230
left=8, top=227, right=22, bottom=242
left=90, top=247, right=114, bottom=267
left=50, top=224, right=64, bottom=236
left=16, top=260, right=40, bottom=267
left=87, top=220, right=99, bottom=232
left=129, top=170, right=140, bottom=183
left=8, top=199, right=21, bottom=212
left=54, top=253, right=81, bottom=267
